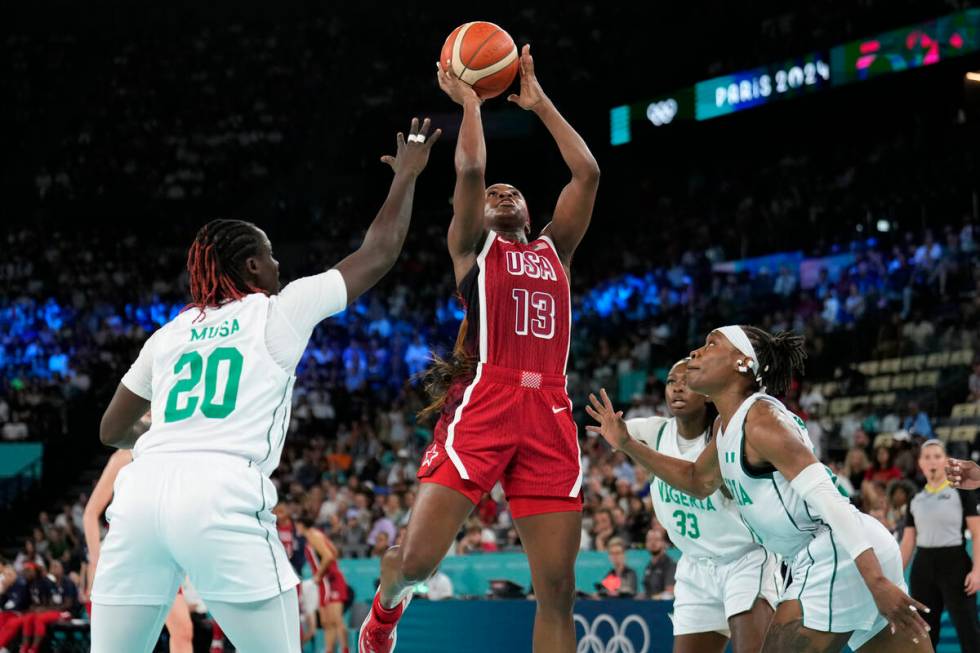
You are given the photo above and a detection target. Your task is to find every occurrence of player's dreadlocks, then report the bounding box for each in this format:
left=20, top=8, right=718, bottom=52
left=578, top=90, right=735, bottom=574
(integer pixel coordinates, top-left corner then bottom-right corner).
left=417, top=316, right=477, bottom=422
left=741, top=326, right=807, bottom=396
left=185, top=219, right=265, bottom=319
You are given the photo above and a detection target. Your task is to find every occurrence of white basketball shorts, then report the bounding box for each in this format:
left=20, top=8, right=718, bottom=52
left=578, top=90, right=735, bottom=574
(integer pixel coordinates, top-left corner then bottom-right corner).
left=91, top=452, right=298, bottom=605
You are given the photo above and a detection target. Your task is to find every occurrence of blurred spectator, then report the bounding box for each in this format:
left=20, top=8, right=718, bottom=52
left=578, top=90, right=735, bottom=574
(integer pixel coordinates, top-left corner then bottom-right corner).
left=886, top=479, right=916, bottom=537
left=773, top=266, right=797, bottom=298
left=901, top=402, right=934, bottom=439
left=968, top=361, right=980, bottom=402
left=456, top=523, right=485, bottom=556
left=641, top=529, right=675, bottom=600
left=596, top=538, right=637, bottom=599
left=841, top=448, right=871, bottom=497
left=420, top=567, right=454, bottom=601
left=864, top=446, right=903, bottom=485
left=591, top=508, right=627, bottom=552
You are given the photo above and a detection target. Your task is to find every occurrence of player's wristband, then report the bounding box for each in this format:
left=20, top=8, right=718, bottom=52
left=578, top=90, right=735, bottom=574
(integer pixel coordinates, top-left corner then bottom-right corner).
left=790, top=462, right=872, bottom=560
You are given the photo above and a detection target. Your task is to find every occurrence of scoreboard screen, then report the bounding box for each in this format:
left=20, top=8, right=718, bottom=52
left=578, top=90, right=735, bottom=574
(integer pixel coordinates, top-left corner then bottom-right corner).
left=831, top=9, right=980, bottom=84
left=610, top=8, right=980, bottom=144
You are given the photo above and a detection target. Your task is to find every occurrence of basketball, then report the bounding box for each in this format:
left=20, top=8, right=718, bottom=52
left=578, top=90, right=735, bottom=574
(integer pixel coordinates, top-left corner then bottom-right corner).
left=440, top=21, right=519, bottom=100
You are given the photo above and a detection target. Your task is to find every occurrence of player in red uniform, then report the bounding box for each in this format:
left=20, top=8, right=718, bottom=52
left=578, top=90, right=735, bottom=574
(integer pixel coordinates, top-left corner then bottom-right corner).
left=359, top=44, right=599, bottom=653
left=297, top=516, right=350, bottom=653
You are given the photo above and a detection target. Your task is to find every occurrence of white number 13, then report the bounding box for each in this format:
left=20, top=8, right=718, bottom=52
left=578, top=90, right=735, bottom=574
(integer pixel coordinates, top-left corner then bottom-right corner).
left=512, top=289, right=555, bottom=339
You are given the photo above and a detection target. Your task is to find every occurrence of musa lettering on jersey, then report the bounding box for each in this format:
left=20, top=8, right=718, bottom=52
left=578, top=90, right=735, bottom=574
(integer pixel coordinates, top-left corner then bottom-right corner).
left=656, top=479, right=716, bottom=511
left=190, top=319, right=241, bottom=342
left=505, top=250, right=557, bottom=281
left=723, top=478, right=754, bottom=506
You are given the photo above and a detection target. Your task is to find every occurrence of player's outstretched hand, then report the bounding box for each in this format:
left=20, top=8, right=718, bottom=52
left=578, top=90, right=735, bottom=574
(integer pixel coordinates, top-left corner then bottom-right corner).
left=585, top=388, right=630, bottom=450
left=947, top=457, right=980, bottom=490
left=870, top=578, right=931, bottom=645
left=436, top=61, right=481, bottom=106
left=381, top=117, right=441, bottom=177
left=507, top=44, right=548, bottom=111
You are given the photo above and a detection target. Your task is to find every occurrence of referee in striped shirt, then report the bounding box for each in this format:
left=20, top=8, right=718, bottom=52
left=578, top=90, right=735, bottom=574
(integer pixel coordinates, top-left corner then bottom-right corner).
left=901, top=439, right=980, bottom=650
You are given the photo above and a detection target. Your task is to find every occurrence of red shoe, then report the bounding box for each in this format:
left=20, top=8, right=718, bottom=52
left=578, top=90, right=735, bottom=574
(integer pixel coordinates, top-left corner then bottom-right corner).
left=357, top=591, right=412, bottom=653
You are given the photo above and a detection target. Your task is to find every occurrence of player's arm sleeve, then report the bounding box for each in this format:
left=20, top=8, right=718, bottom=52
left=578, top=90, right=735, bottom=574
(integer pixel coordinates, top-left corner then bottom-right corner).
left=267, top=269, right=348, bottom=373
left=905, top=503, right=916, bottom=528
left=790, top=462, right=872, bottom=560
left=119, top=330, right=158, bottom=400
left=960, top=490, right=979, bottom=517
left=625, top=416, right=669, bottom=450
left=277, top=269, right=348, bottom=333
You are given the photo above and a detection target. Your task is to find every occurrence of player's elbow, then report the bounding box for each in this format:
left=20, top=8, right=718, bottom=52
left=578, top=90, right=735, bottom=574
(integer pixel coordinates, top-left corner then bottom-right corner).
left=690, top=474, right=716, bottom=500
left=99, top=415, right=121, bottom=447
left=576, top=161, right=600, bottom=183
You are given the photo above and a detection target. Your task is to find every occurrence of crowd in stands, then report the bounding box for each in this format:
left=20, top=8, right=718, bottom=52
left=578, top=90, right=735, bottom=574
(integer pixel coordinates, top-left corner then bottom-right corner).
left=2, top=10, right=980, bottom=650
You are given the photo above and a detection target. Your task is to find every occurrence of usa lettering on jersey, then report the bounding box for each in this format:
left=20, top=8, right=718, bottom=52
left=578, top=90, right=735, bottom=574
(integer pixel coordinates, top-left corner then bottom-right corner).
left=505, top=250, right=558, bottom=281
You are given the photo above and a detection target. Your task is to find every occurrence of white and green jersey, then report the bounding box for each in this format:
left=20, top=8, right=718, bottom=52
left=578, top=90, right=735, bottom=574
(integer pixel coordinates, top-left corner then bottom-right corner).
left=129, top=294, right=293, bottom=476
left=121, top=270, right=347, bottom=478
left=716, top=392, right=851, bottom=560
left=627, top=417, right=762, bottom=564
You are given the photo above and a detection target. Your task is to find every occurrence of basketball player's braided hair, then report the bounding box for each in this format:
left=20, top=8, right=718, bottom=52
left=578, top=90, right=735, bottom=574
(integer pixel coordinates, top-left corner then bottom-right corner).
left=740, top=326, right=807, bottom=396
left=417, top=316, right=477, bottom=422
left=185, top=219, right=266, bottom=319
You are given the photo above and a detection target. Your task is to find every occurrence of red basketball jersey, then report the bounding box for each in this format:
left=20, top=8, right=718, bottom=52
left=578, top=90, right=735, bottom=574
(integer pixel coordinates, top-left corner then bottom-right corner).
left=461, top=231, right=570, bottom=375
left=277, top=522, right=294, bottom=557
left=303, top=529, right=347, bottom=588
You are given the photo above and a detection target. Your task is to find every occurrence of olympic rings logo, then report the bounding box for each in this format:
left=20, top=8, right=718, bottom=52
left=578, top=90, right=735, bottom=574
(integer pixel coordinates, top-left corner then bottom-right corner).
left=645, top=99, right=678, bottom=127
left=574, top=613, right=650, bottom=653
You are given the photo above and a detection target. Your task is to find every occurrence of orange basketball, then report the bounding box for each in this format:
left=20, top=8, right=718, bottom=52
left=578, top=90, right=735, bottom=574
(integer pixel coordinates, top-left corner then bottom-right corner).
left=440, top=22, right=519, bottom=100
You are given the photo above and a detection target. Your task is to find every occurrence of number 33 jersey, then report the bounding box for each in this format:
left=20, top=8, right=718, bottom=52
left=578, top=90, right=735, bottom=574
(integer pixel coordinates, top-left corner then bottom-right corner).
left=627, top=417, right=763, bottom=564
left=461, top=230, right=571, bottom=375
left=124, top=293, right=295, bottom=477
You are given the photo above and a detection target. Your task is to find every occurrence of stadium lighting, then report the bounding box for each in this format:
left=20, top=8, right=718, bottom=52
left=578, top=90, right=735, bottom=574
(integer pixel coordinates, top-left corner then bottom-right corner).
left=967, top=71, right=980, bottom=83
left=877, top=219, right=891, bottom=232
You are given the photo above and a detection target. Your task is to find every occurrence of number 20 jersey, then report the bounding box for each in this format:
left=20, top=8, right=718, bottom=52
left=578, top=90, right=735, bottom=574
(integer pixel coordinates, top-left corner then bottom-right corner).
left=131, top=294, right=294, bottom=477
left=460, top=230, right=571, bottom=375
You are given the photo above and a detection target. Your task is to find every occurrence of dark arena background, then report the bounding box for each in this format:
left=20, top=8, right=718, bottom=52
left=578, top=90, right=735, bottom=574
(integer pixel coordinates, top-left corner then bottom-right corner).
left=2, top=1, right=980, bottom=652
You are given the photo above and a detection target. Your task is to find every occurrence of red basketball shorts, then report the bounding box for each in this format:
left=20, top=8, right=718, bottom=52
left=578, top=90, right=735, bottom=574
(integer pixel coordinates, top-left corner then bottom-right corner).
left=418, top=363, right=583, bottom=517
left=327, top=575, right=349, bottom=605
left=315, top=577, right=329, bottom=607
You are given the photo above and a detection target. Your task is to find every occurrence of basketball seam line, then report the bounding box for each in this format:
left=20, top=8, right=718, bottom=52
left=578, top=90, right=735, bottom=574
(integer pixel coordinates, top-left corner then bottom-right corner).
left=460, top=28, right=502, bottom=80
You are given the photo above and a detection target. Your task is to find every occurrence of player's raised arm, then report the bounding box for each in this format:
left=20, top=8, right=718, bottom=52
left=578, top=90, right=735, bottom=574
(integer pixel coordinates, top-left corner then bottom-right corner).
left=586, top=388, right=721, bottom=498
left=334, top=117, right=441, bottom=304
left=509, top=44, right=599, bottom=266
left=744, top=401, right=932, bottom=641
left=437, top=62, right=487, bottom=285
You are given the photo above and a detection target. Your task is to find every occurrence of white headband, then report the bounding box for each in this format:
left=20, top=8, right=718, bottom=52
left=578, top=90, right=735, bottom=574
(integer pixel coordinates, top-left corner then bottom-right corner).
left=716, top=325, right=768, bottom=388
left=717, top=325, right=757, bottom=361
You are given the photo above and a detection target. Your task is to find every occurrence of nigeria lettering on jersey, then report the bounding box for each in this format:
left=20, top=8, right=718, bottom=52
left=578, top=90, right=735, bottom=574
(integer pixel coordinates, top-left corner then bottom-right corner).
left=656, top=478, right=717, bottom=512
left=505, top=250, right=558, bottom=281
left=189, top=319, right=241, bottom=342
left=723, top=477, right=755, bottom=506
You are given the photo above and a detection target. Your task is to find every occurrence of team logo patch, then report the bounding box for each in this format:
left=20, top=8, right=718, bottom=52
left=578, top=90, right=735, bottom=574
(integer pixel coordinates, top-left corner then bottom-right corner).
left=421, top=444, right=439, bottom=468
